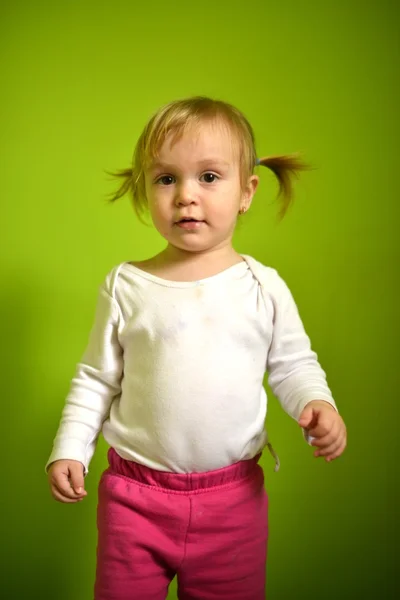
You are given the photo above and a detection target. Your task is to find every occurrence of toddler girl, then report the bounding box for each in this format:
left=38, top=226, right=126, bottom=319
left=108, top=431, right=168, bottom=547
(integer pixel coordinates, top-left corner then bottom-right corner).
left=47, top=96, right=347, bottom=600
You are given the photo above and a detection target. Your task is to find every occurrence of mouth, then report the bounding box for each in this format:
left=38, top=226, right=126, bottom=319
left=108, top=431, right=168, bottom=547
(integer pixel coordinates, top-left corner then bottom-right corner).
left=174, top=217, right=205, bottom=230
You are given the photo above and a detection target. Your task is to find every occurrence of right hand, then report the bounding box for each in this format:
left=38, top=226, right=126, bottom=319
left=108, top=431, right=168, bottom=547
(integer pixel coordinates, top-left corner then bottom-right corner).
left=48, top=459, right=87, bottom=503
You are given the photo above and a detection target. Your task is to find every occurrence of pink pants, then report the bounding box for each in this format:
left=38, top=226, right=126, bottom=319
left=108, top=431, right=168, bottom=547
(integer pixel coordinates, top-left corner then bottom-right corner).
left=94, top=448, right=268, bottom=599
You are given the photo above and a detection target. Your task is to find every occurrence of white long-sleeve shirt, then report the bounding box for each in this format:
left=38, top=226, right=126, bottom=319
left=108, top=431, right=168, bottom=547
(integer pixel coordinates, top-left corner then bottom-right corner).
left=46, top=255, right=336, bottom=474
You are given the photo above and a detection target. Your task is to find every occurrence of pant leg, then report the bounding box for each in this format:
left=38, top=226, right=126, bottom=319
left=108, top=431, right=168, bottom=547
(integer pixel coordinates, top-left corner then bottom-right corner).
left=94, top=467, right=187, bottom=600
left=177, top=465, right=268, bottom=600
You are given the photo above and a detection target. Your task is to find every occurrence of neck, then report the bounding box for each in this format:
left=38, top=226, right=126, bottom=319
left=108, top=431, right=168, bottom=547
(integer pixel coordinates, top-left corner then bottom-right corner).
left=146, top=243, right=244, bottom=280
left=161, top=243, right=240, bottom=268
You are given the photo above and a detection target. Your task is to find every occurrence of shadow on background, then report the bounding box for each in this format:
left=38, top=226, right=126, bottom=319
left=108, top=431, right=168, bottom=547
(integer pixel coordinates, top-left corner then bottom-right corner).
left=0, top=270, right=97, bottom=599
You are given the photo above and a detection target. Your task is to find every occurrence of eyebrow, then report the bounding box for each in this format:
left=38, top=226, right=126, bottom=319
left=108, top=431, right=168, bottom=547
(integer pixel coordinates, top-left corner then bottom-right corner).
left=150, top=158, right=231, bottom=170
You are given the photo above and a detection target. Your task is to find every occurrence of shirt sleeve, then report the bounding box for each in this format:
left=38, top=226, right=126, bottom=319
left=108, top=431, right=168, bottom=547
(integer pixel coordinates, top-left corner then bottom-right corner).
left=266, top=270, right=337, bottom=424
left=46, top=276, right=124, bottom=474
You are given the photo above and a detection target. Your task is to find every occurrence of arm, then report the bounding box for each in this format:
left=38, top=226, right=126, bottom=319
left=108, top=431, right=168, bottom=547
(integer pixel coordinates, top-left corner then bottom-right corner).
left=266, top=272, right=337, bottom=424
left=46, top=279, right=124, bottom=475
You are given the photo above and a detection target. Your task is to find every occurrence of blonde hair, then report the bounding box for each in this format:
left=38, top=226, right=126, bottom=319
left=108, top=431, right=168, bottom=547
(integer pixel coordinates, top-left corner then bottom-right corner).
left=107, top=96, right=312, bottom=221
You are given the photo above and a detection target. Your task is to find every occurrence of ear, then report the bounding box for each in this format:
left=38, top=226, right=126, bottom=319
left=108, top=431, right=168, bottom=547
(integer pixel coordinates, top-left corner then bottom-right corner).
left=241, top=175, right=259, bottom=211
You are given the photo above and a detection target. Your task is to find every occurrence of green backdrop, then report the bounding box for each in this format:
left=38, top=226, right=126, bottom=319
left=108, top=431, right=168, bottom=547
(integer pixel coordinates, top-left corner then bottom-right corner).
left=1, top=0, right=398, bottom=598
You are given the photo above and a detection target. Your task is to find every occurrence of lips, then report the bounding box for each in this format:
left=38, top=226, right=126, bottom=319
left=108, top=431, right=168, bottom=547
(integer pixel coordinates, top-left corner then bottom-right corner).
left=176, top=217, right=202, bottom=223
left=175, top=217, right=205, bottom=230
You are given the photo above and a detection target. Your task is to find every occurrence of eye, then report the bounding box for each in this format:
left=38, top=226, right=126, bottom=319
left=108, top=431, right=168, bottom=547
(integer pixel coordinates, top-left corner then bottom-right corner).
left=200, top=172, right=219, bottom=183
left=156, top=175, right=175, bottom=185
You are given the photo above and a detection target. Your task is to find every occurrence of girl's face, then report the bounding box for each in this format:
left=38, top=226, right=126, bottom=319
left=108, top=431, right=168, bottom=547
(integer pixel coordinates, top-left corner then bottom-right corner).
left=144, top=122, right=258, bottom=255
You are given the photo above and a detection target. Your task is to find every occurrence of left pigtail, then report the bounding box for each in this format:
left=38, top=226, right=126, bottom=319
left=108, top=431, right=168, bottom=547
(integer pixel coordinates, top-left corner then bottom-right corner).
left=256, top=153, right=313, bottom=219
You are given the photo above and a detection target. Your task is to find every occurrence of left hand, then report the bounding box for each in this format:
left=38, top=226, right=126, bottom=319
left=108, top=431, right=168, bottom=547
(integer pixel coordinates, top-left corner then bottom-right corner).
left=298, top=400, right=347, bottom=462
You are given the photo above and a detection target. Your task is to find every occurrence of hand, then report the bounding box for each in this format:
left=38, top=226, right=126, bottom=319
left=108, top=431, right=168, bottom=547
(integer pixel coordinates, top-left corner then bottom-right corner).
left=298, top=400, right=347, bottom=462
left=48, top=459, right=87, bottom=503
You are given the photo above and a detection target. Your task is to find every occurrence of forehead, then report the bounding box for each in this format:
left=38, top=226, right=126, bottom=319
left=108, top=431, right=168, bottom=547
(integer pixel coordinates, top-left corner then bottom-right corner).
left=154, top=120, right=239, bottom=164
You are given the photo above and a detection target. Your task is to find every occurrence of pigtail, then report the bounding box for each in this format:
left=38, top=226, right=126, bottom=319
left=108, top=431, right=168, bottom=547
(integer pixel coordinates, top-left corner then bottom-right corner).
left=257, top=153, right=313, bottom=219
left=105, top=168, right=134, bottom=204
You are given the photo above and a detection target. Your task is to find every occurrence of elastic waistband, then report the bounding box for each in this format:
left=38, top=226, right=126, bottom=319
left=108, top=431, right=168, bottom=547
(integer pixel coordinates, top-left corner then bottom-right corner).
left=107, top=448, right=262, bottom=492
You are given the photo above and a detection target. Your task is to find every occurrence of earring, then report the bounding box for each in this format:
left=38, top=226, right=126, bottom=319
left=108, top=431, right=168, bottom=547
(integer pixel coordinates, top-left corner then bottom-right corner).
left=239, top=207, right=246, bottom=215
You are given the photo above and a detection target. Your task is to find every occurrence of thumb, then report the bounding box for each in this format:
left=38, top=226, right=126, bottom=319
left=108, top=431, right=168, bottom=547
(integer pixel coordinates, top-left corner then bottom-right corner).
left=298, top=406, right=314, bottom=428
left=69, top=462, right=86, bottom=495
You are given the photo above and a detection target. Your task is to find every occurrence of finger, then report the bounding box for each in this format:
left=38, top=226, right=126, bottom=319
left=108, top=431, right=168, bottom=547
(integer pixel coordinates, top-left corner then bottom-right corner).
left=51, top=471, right=81, bottom=499
left=51, top=485, right=84, bottom=504
left=316, top=432, right=346, bottom=459
left=69, top=463, right=86, bottom=496
left=309, top=417, right=335, bottom=438
left=298, top=408, right=314, bottom=428
left=310, top=426, right=338, bottom=448
left=315, top=439, right=341, bottom=458
left=315, top=424, right=345, bottom=451
left=326, top=437, right=347, bottom=462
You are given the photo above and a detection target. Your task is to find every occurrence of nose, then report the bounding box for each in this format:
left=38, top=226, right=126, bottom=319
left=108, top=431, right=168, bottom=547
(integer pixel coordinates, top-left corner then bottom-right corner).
left=175, top=180, right=198, bottom=207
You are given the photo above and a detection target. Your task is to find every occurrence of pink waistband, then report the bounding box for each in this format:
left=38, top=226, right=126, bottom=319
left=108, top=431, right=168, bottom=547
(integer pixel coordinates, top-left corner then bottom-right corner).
left=107, top=447, right=262, bottom=492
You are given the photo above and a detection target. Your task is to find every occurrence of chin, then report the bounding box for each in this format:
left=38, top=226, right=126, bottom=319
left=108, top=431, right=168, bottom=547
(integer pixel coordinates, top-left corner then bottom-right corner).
left=175, top=238, right=228, bottom=255
left=174, top=241, right=210, bottom=253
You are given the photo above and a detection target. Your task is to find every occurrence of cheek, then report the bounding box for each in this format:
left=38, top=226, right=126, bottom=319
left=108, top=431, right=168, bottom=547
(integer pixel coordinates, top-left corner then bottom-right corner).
left=209, top=195, right=240, bottom=221
left=148, top=197, right=171, bottom=231
left=147, top=189, right=161, bottom=215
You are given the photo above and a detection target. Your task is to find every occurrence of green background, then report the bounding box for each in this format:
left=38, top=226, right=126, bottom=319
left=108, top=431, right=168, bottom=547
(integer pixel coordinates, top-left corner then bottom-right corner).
left=1, top=0, right=398, bottom=598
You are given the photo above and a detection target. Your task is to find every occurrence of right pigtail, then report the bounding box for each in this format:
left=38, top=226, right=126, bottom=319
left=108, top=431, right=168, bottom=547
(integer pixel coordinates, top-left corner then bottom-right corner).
left=257, top=153, right=313, bottom=219
left=105, top=168, right=134, bottom=204
left=104, top=163, right=149, bottom=224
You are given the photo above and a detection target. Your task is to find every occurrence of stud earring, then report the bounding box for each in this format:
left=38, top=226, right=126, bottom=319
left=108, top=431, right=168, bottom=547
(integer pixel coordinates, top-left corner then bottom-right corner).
left=239, top=207, right=246, bottom=215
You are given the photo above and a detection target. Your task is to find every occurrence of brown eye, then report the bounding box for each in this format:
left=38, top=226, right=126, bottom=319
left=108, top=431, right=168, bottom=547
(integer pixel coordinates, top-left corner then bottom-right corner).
left=157, top=175, right=175, bottom=185
left=201, top=173, right=219, bottom=183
